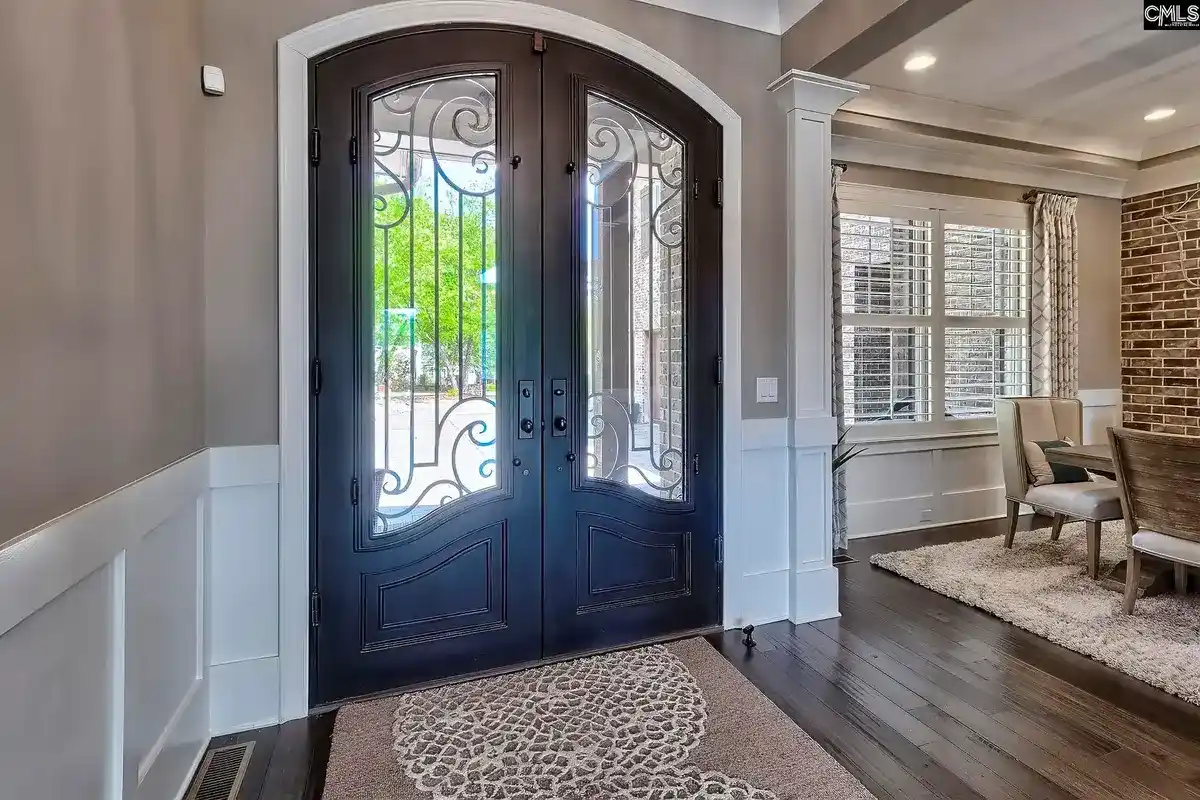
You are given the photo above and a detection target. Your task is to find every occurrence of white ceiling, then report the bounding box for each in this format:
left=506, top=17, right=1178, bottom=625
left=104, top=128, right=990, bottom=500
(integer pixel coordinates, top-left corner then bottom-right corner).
left=629, top=0, right=822, bottom=34
left=847, top=0, right=1200, bottom=160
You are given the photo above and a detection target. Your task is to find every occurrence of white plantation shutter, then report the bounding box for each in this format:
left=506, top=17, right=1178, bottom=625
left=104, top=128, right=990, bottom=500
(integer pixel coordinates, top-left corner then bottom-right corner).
left=840, top=214, right=934, bottom=424
left=842, top=325, right=932, bottom=424
left=838, top=190, right=1031, bottom=432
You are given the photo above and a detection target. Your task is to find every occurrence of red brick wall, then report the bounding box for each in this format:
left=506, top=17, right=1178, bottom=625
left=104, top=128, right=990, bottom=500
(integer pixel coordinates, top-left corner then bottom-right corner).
left=1121, top=182, right=1200, bottom=434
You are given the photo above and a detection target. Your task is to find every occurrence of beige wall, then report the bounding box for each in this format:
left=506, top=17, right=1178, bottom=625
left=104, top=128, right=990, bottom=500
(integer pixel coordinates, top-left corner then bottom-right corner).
left=0, top=0, right=205, bottom=545
left=842, top=164, right=1122, bottom=391
left=202, top=0, right=788, bottom=445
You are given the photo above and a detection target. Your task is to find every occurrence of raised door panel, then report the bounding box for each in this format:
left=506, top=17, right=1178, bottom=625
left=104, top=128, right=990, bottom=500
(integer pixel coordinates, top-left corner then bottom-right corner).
left=362, top=523, right=507, bottom=650
left=577, top=514, right=692, bottom=613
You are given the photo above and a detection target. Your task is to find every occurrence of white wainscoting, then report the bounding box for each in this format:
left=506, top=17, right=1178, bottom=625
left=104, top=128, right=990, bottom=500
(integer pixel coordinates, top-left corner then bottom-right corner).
left=846, top=432, right=1006, bottom=539
left=1080, top=389, right=1122, bottom=445
left=845, top=390, right=1122, bottom=539
left=733, top=417, right=838, bottom=627
left=208, top=446, right=282, bottom=735
left=734, top=419, right=794, bottom=626
left=0, top=451, right=210, bottom=800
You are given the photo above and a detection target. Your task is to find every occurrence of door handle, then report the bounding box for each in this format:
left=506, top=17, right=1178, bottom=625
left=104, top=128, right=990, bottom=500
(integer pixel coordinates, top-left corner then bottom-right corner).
left=518, top=380, right=535, bottom=440
left=551, top=379, right=567, bottom=438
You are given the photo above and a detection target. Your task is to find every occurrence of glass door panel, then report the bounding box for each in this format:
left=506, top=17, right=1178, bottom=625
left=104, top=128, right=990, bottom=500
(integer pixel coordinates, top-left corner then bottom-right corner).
left=582, top=92, right=687, bottom=502
left=370, top=73, right=500, bottom=535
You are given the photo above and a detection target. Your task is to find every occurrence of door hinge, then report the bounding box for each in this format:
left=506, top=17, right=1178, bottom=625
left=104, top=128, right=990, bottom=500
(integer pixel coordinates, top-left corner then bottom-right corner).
left=311, top=358, right=322, bottom=396
left=714, top=535, right=724, bottom=566
left=532, top=31, right=546, bottom=53
left=693, top=179, right=699, bottom=199
left=693, top=454, right=700, bottom=475
left=714, top=178, right=724, bottom=208
left=351, top=477, right=360, bottom=506
left=714, top=355, right=723, bottom=386
left=349, top=136, right=358, bottom=164
left=310, top=590, right=321, bottom=627
left=309, top=128, right=321, bottom=166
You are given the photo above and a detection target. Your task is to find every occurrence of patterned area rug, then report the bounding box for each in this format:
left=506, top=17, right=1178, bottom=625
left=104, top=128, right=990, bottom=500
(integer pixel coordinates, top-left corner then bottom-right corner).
left=871, top=520, right=1200, bottom=705
left=323, top=638, right=874, bottom=799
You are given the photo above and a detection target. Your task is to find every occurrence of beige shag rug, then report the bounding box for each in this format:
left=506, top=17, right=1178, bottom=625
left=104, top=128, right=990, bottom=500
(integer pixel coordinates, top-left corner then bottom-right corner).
left=323, top=638, right=874, bottom=799
left=871, top=520, right=1200, bottom=705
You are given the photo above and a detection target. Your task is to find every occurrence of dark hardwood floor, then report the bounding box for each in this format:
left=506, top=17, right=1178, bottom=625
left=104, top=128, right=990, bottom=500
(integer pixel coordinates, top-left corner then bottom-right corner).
left=201, top=711, right=335, bottom=800
left=197, top=515, right=1200, bottom=800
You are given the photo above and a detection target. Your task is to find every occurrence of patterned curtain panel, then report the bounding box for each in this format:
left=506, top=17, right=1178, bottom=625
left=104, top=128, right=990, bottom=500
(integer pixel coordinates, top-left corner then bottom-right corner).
left=831, top=164, right=848, bottom=552
left=1031, top=193, right=1080, bottom=397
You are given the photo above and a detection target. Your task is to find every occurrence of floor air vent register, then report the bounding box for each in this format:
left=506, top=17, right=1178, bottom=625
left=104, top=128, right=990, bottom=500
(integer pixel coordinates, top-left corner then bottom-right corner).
left=184, top=741, right=255, bottom=800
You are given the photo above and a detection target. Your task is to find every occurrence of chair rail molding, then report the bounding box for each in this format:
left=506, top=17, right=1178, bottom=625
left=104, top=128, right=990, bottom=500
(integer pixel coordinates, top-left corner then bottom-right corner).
left=768, top=69, right=867, bottom=624
left=278, top=0, right=754, bottom=725
left=1079, top=389, right=1122, bottom=445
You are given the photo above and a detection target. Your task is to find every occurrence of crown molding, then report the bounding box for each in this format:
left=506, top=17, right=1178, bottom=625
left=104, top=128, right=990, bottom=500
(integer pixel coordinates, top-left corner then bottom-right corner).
left=629, top=0, right=821, bottom=34
left=629, top=0, right=782, bottom=33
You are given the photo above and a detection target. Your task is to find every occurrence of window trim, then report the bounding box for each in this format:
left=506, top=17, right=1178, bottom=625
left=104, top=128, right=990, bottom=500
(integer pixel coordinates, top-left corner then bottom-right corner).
left=839, top=184, right=1032, bottom=440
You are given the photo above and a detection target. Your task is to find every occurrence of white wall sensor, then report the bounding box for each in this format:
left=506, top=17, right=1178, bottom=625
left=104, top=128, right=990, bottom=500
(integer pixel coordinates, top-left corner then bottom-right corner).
left=202, top=65, right=226, bottom=97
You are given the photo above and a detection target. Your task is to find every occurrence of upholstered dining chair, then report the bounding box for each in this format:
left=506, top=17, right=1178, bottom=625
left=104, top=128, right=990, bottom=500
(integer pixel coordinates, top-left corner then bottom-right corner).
left=1108, top=427, right=1200, bottom=614
left=996, top=397, right=1123, bottom=579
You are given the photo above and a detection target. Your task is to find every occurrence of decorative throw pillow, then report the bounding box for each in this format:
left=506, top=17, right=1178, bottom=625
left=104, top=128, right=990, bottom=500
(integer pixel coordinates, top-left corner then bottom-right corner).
left=1023, top=437, right=1089, bottom=486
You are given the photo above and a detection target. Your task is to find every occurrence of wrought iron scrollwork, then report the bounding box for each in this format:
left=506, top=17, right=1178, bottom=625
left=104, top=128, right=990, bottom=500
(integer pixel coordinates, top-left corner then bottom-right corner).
left=585, top=392, right=683, bottom=497
left=370, top=73, right=499, bottom=538
left=583, top=91, right=687, bottom=502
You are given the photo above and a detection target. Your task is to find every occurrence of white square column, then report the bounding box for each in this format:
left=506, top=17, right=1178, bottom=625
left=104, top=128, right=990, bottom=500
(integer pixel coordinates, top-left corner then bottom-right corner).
left=768, top=71, right=867, bottom=624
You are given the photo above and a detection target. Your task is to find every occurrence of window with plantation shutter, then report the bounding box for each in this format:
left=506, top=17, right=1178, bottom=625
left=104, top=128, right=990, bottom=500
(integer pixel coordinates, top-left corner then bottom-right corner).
left=838, top=187, right=1031, bottom=435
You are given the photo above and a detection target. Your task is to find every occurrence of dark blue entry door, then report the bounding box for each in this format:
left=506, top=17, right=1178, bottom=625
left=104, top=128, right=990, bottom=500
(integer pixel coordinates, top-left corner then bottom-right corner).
left=311, top=26, right=723, bottom=706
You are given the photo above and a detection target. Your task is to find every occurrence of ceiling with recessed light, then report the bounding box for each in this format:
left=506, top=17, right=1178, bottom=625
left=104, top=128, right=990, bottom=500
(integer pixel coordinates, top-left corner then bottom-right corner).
left=845, top=0, right=1200, bottom=161
left=630, top=0, right=1200, bottom=195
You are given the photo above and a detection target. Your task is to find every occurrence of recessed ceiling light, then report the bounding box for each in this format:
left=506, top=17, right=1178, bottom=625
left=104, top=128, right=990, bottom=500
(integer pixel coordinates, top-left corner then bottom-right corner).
left=1145, top=108, right=1176, bottom=121
left=904, top=53, right=937, bottom=72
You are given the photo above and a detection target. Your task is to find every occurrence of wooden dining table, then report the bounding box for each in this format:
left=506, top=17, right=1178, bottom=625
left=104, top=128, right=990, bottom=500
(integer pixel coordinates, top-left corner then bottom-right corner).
left=1044, top=444, right=1181, bottom=596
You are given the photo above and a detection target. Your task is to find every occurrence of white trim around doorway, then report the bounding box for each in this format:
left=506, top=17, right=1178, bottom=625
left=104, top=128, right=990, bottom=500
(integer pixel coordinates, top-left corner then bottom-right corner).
left=278, top=0, right=744, bottom=723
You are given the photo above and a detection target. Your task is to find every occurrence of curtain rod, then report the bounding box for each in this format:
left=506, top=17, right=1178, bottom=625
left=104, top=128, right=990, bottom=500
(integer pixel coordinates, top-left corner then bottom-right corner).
left=1022, top=188, right=1077, bottom=202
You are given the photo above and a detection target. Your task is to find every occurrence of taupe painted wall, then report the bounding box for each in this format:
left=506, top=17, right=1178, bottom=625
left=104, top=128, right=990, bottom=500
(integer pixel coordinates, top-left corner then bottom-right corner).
left=842, top=164, right=1122, bottom=391
left=202, top=0, right=788, bottom=445
left=0, top=0, right=205, bottom=544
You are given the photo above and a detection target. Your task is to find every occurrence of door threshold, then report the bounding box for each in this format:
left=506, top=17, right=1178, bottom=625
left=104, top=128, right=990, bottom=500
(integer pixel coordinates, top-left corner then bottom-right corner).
left=310, top=623, right=724, bottom=715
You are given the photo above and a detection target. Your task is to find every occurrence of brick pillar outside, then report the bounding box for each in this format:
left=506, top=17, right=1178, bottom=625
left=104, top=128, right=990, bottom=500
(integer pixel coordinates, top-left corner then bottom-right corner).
left=655, top=146, right=685, bottom=498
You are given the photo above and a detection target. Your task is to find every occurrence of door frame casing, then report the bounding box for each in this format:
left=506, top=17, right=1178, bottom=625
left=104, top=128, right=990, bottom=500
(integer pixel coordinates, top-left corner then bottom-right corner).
left=278, top=0, right=744, bottom=723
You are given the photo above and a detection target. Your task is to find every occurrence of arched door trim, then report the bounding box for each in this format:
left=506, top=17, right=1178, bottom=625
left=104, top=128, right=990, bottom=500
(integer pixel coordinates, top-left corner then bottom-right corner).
left=277, top=0, right=743, bottom=721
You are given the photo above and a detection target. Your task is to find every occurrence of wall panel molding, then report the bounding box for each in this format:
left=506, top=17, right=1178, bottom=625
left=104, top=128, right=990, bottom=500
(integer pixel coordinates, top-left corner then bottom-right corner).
left=0, top=451, right=211, bottom=800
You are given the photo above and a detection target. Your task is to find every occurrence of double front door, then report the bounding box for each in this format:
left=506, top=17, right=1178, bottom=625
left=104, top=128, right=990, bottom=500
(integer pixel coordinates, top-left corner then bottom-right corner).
left=311, top=27, right=723, bottom=705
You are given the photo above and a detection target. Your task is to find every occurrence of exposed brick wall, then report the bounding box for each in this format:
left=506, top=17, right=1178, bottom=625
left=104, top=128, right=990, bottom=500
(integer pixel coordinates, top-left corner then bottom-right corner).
left=1121, top=182, right=1200, bottom=434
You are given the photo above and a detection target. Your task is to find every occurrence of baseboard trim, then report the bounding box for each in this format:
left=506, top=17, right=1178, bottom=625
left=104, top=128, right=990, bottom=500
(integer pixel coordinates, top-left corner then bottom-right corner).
left=727, top=568, right=790, bottom=629
left=210, top=656, right=282, bottom=736
left=790, top=565, right=840, bottom=624
left=139, top=677, right=203, bottom=783
left=849, top=512, right=1009, bottom=539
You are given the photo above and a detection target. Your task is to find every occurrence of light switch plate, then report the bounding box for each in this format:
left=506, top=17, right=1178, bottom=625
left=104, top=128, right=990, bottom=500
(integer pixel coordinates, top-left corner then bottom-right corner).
left=756, top=377, right=779, bottom=403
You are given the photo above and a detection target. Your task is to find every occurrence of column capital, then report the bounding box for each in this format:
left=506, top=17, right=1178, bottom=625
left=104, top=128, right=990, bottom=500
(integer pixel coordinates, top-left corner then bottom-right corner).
left=767, top=70, right=867, bottom=116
